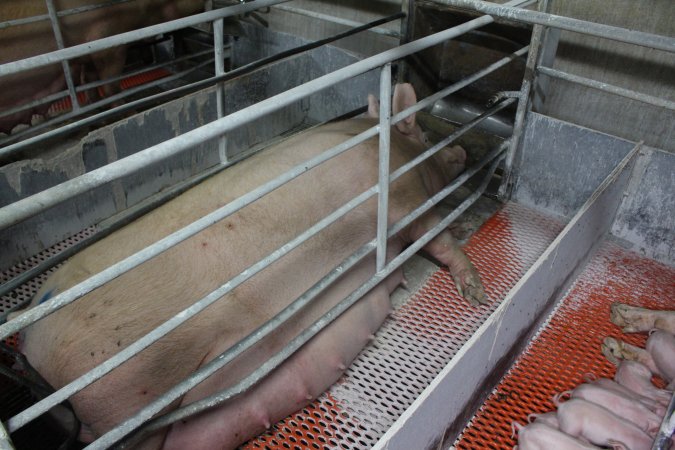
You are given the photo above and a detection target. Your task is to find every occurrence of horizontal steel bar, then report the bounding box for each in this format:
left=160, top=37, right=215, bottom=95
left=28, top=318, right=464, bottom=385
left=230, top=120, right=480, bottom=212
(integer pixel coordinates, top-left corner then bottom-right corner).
left=434, top=0, right=675, bottom=53
left=273, top=5, right=401, bottom=38
left=115, top=145, right=505, bottom=449
left=4, top=126, right=379, bottom=432
left=2, top=58, right=215, bottom=145
left=0, top=11, right=404, bottom=157
left=104, top=140, right=509, bottom=449
left=538, top=66, right=675, bottom=111
left=0, top=13, right=502, bottom=229
left=0, top=0, right=134, bottom=30
left=0, top=0, right=290, bottom=77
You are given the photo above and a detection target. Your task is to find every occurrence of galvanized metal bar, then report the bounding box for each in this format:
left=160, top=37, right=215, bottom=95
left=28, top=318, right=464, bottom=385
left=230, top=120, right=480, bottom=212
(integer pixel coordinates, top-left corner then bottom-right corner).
left=110, top=140, right=509, bottom=449
left=2, top=126, right=380, bottom=433
left=0, top=0, right=291, bottom=77
left=45, top=0, right=81, bottom=112
left=0, top=13, right=517, bottom=228
left=273, top=4, right=401, bottom=38
left=213, top=17, right=229, bottom=163
left=498, top=0, right=549, bottom=200
left=538, top=66, right=675, bottom=111
left=0, top=422, right=13, bottom=450
left=376, top=64, right=392, bottom=272
left=435, top=0, right=675, bottom=53
left=0, top=0, right=135, bottom=30
left=0, top=12, right=403, bottom=155
left=652, top=394, right=675, bottom=450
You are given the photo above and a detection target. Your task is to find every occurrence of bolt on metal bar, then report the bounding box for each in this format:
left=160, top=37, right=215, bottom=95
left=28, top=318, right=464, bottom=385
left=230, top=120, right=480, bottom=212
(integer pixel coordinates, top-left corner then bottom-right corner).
left=0, top=0, right=291, bottom=78
left=0, top=12, right=404, bottom=157
left=538, top=66, right=675, bottom=111
left=0, top=9, right=521, bottom=229
left=273, top=4, right=401, bottom=38
left=0, top=0, right=135, bottom=30
left=45, top=0, right=81, bottom=112
left=433, top=0, right=675, bottom=53
left=213, top=17, right=229, bottom=163
left=376, top=64, right=392, bottom=272
left=102, top=137, right=509, bottom=450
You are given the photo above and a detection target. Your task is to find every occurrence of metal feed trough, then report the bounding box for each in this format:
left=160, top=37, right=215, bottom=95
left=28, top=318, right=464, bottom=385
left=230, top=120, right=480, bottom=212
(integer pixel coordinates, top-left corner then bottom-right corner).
left=0, top=0, right=673, bottom=449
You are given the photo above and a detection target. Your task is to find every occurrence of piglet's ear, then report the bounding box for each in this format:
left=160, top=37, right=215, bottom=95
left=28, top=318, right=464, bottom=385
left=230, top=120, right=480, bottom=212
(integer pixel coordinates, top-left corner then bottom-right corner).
left=392, top=83, right=418, bottom=136
left=367, top=94, right=380, bottom=118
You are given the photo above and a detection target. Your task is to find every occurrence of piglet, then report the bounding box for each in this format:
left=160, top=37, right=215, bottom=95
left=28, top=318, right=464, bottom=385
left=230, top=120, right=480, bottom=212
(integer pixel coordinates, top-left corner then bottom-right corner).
left=614, top=360, right=672, bottom=406
left=646, top=330, right=675, bottom=386
left=512, top=422, right=608, bottom=450
left=586, top=376, right=666, bottom=416
left=527, top=411, right=559, bottom=429
left=556, top=398, right=652, bottom=450
left=556, top=383, right=661, bottom=436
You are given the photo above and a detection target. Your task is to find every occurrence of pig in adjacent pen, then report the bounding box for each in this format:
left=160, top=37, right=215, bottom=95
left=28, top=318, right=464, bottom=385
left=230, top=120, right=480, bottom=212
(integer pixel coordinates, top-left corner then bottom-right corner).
left=0, top=0, right=206, bottom=134
left=11, top=84, right=485, bottom=449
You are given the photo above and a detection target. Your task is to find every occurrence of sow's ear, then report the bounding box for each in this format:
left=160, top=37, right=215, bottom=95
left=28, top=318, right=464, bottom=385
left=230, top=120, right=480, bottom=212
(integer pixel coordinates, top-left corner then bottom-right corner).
left=392, top=83, right=418, bottom=136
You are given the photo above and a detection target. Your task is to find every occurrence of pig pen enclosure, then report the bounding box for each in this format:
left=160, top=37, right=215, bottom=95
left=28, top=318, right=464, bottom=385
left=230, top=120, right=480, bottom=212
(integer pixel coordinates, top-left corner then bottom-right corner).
left=1, top=0, right=674, bottom=449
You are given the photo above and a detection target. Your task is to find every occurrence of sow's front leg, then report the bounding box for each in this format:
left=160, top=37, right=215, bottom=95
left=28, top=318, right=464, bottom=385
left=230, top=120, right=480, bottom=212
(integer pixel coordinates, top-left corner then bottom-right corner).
left=407, top=211, right=486, bottom=306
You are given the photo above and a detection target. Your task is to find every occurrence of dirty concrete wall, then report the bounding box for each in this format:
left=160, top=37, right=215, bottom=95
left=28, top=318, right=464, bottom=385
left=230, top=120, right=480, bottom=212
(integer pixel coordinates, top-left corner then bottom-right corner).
left=540, top=0, right=674, bottom=153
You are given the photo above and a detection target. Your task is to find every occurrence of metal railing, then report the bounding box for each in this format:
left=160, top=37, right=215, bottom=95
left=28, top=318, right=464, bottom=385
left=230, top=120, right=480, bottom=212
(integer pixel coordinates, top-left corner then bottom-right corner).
left=0, top=1, right=532, bottom=447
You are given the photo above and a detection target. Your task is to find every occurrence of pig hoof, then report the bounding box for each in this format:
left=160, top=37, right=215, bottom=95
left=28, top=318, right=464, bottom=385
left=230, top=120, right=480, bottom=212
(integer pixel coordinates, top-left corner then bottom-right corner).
left=602, top=337, right=624, bottom=365
left=11, top=123, right=29, bottom=134
left=453, top=269, right=487, bottom=306
left=31, top=114, right=46, bottom=126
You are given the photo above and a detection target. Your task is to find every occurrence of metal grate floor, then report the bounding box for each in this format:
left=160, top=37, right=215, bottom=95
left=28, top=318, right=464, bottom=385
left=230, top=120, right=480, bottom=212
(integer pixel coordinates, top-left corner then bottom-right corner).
left=454, top=240, right=675, bottom=449
left=244, top=202, right=564, bottom=449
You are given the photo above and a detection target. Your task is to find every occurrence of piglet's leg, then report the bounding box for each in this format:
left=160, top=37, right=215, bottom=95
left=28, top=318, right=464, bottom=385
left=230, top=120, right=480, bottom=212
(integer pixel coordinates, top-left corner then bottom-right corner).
left=602, top=337, right=661, bottom=375
left=610, top=303, right=675, bottom=334
left=407, top=212, right=486, bottom=306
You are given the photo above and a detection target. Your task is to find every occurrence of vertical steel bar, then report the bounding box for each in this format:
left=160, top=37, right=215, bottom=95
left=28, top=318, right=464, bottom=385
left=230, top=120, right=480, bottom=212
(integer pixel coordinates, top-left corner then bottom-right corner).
left=45, top=0, right=80, bottom=112
left=497, top=0, right=548, bottom=200
left=213, top=17, right=229, bottom=163
left=376, top=64, right=392, bottom=272
left=0, top=422, right=13, bottom=450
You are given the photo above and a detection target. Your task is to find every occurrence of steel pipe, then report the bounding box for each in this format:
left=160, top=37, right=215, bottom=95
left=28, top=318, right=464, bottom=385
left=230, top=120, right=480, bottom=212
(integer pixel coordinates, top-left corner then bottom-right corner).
left=0, top=0, right=291, bottom=77
left=0, top=12, right=404, bottom=157
left=538, top=66, right=675, bottom=111
left=433, top=0, right=675, bottom=53
left=376, top=64, right=392, bottom=272
left=0, top=0, right=135, bottom=30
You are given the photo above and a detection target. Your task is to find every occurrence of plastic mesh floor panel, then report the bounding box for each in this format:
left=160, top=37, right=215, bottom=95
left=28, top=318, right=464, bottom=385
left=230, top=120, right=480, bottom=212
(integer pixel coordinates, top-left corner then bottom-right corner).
left=243, top=202, right=565, bottom=449
left=1, top=227, right=96, bottom=315
left=454, top=240, right=675, bottom=450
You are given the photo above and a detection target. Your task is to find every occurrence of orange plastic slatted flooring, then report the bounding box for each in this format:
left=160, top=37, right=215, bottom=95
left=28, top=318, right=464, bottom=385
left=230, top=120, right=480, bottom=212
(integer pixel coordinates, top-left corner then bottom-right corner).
left=454, top=241, right=675, bottom=449
left=243, top=202, right=565, bottom=449
left=47, top=68, right=171, bottom=114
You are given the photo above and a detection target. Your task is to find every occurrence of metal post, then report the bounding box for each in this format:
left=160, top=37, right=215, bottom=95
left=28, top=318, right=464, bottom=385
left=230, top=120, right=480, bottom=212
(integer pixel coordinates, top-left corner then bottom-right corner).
left=0, top=422, right=13, bottom=450
left=376, top=64, right=392, bottom=272
left=213, top=17, right=228, bottom=163
left=498, top=0, right=549, bottom=200
left=45, top=0, right=80, bottom=112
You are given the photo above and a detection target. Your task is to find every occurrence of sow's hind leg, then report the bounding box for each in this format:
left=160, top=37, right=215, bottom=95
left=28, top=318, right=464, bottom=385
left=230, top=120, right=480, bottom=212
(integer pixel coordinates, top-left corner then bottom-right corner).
left=162, top=284, right=391, bottom=450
